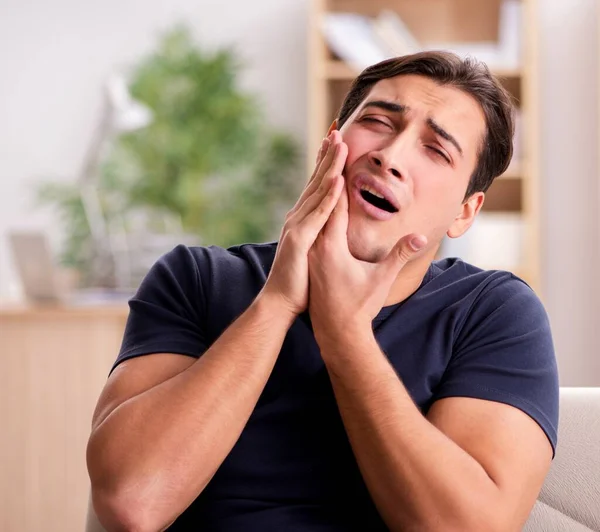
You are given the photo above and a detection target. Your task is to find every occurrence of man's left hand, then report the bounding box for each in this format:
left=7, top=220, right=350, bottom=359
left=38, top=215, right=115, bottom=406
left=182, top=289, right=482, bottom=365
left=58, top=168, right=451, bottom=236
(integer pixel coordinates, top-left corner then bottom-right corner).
left=307, top=176, right=427, bottom=342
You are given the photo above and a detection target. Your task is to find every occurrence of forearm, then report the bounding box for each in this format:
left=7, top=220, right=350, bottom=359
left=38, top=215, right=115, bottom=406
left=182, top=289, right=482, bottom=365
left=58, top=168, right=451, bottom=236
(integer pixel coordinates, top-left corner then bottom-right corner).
left=318, top=329, right=503, bottom=532
left=87, top=293, right=295, bottom=530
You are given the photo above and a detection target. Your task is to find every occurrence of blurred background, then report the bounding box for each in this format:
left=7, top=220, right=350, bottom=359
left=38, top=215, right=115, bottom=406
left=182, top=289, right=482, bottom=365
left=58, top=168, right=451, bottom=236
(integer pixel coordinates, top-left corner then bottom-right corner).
left=1, top=0, right=599, bottom=530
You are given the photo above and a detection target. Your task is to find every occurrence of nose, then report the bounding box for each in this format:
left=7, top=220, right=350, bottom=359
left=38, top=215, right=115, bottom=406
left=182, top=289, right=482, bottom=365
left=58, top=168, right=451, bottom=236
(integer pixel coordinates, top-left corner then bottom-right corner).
left=368, top=151, right=402, bottom=179
left=367, top=127, right=411, bottom=180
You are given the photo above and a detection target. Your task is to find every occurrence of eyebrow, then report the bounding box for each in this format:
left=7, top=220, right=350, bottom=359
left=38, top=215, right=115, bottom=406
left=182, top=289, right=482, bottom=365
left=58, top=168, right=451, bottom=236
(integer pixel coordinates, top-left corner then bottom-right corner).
left=361, top=99, right=464, bottom=157
left=363, top=100, right=409, bottom=114
left=427, top=118, right=463, bottom=157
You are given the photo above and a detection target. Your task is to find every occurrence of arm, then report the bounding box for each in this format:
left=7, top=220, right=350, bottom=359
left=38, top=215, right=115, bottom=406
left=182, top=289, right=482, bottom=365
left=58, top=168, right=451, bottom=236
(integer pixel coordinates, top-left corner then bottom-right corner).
left=88, top=294, right=295, bottom=532
left=87, top=131, right=348, bottom=532
left=316, top=327, right=552, bottom=532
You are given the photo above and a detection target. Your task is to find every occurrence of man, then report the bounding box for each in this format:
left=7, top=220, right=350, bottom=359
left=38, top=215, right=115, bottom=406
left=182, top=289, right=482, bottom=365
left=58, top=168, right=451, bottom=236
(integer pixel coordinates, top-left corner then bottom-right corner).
left=87, top=51, right=558, bottom=532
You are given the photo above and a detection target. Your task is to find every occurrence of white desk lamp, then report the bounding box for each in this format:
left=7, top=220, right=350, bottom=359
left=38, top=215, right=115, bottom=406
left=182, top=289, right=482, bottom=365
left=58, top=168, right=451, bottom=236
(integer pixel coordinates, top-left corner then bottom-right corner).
left=77, top=75, right=153, bottom=288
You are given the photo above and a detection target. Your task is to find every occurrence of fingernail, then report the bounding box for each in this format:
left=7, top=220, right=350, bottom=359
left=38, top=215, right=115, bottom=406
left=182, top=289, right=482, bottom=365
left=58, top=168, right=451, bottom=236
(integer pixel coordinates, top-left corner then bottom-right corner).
left=410, top=236, right=427, bottom=251
left=321, top=137, right=329, bottom=150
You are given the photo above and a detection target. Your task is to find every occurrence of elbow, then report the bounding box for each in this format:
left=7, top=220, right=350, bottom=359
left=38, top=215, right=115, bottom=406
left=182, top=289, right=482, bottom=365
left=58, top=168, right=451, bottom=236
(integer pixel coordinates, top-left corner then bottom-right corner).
left=458, top=504, right=518, bottom=532
left=394, top=507, right=511, bottom=532
left=91, top=486, right=156, bottom=532
left=88, top=458, right=180, bottom=532
left=88, top=455, right=160, bottom=532
left=87, top=436, right=158, bottom=531
left=441, top=510, right=513, bottom=532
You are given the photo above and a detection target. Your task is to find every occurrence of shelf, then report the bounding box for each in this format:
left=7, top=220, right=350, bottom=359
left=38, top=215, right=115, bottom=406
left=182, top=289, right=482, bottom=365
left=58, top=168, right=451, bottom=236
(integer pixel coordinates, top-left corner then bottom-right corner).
left=322, top=60, right=521, bottom=81
left=321, top=60, right=359, bottom=80
left=491, top=67, right=522, bottom=79
left=499, top=162, right=523, bottom=180
left=0, top=303, right=129, bottom=318
left=327, top=0, right=504, bottom=43
left=483, top=177, right=522, bottom=212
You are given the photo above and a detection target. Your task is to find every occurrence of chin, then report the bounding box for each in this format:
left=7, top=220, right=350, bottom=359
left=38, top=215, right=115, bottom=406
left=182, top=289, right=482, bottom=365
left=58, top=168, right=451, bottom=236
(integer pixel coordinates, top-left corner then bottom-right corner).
left=346, top=229, right=390, bottom=263
left=346, top=199, right=401, bottom=263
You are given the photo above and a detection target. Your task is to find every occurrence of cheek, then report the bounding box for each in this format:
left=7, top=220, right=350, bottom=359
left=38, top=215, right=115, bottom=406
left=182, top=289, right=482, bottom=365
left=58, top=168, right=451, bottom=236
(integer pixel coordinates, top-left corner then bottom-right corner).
left=341, top=129, right=373, bottom=167
left=410, top=168, right=466, bottom=229
left=412, top=161, right=462, bottom=204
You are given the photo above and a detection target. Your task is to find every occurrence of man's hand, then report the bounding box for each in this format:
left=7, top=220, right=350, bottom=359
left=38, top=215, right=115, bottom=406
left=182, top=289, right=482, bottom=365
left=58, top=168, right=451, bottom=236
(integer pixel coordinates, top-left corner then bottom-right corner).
left=260, top=130, right=348, bottom=317
left=308, top=176, right=427, bottom=338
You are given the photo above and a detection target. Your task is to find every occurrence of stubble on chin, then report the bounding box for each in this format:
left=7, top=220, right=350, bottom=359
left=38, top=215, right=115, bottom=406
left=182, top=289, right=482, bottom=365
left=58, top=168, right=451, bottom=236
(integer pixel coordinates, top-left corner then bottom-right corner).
left=346, top=229, right=389, bottom=264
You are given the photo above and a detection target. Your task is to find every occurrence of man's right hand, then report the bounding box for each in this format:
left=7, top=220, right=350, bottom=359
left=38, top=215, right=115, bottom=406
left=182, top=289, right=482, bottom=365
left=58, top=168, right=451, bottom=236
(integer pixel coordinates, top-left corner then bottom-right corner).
left=260, top=130, right=348, bottom=317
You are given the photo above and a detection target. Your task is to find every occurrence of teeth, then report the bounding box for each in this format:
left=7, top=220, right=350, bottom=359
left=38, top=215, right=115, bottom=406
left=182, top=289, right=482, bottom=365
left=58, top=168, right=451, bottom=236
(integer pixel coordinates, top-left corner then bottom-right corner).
left=361, top=185, right=385, bottom=199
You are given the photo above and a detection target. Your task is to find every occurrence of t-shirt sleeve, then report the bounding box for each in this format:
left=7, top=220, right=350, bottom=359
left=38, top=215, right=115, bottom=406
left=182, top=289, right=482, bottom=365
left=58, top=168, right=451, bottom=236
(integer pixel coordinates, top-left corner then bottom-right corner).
left=112, top=244, right=209, bottom=374
left=432, top=277, right=559, bottom=454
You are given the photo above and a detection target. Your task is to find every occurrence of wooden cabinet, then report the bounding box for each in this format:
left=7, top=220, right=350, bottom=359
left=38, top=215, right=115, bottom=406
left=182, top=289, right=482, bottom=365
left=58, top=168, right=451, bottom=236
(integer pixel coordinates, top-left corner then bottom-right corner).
left=308, top=0, right=541, bottom=292
left=0, top=305, right=127, bottom=532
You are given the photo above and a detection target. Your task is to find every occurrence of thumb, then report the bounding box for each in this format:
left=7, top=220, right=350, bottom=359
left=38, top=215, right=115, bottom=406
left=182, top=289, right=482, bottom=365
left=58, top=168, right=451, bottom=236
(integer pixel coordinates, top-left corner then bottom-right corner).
left=381, top=233, right=428, bottom=279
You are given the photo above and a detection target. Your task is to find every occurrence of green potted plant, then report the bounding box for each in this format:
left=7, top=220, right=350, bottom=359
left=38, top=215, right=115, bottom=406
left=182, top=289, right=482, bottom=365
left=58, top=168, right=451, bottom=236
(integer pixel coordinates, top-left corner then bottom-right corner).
left=37, top=25, right=302, bottom=289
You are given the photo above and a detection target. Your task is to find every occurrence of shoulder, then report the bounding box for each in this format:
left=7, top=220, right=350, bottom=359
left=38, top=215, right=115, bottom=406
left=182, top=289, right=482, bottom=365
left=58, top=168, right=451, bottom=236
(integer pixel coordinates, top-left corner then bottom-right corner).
left=425, top=258, right=554, bottom=377
left=430, top=257, right=531, bottom=294
left=159, top=240, right=278, bottom=324
left=114, top=241, right=278, bottom=372
left=426, top=257, right=546, bottom=323
left=156, top=241, right=278, bottom=274
left=147, top=241, right=277, bottom=292
left=429, top=260, right=558, bottom=452
left=148, top=239, right=278, bottom=305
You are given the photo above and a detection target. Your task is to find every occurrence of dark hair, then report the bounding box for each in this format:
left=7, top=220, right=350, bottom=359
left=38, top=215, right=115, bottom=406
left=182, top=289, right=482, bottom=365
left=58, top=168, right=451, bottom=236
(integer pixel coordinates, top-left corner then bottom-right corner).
left=337, top=51, right=515, bottom=199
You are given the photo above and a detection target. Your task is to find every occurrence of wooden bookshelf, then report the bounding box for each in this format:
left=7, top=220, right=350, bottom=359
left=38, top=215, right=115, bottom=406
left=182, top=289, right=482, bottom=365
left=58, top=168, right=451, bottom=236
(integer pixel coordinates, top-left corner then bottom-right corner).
left=308, top=0, right=541, bottom=293
left=321, top=59, right=523, bottom=82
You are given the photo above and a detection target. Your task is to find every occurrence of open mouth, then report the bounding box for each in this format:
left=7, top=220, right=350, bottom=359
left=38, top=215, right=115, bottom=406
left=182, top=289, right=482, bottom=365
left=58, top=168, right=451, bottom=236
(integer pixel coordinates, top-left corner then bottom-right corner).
left=360, top=188, right=398, bottom=213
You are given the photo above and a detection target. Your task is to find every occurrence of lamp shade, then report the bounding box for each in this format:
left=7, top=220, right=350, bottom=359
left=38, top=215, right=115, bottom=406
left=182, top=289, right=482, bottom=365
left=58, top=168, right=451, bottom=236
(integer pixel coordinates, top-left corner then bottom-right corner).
left=106, top=74, right=153, bottom=132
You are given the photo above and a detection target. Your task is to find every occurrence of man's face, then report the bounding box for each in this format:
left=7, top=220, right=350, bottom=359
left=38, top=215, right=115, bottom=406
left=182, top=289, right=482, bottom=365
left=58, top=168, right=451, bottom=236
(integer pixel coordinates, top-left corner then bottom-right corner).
left=338, top=74, right=486, bottom=263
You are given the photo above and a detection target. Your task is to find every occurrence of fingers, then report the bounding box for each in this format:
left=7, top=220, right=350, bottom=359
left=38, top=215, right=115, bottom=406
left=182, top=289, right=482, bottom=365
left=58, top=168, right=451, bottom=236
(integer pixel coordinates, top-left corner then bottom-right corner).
left=324, top=150, right=349, bottom=240
left=291, top=131, right=341, bottom=213
left=315, top=136, right=329, bottom=165
left=297, top=132, right=337, bottom=206
left=289, top=139, right=347, bottom=225
left=295, top=173, right=344, bottom=246
left=326, top=132, right=346, bottom=179
left=380, top=234, right=428, bottom=280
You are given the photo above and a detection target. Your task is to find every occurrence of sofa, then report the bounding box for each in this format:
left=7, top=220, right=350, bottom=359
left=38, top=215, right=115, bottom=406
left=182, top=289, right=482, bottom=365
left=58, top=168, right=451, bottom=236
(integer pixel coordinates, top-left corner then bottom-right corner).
left=86, top=387, right=600, bottom=531
left=523, top=387, right=600, bottom=531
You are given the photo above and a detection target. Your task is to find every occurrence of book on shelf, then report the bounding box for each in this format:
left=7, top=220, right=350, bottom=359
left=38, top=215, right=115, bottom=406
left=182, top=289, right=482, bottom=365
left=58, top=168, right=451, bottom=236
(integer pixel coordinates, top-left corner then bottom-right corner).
left=320, top=13, right=389, bottom=72
left=422, top=0, right=522, bottom=70
left=321, top=11, right=421, bottom=72
left=320, top=0, right=522, bottom=75
left=371, top=10, right=421, bottom=56
left=497, top=0, right=522, bottom=69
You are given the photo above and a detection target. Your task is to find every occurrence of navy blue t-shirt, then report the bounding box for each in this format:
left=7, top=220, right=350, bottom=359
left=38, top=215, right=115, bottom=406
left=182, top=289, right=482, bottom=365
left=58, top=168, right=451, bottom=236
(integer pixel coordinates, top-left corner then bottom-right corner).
left=115, top=242, right=559, bottom=531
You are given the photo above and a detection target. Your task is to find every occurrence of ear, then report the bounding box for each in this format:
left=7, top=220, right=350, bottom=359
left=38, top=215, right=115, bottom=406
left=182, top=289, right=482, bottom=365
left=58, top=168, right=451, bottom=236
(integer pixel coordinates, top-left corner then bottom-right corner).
left=447, top=192, right=485, bottom=238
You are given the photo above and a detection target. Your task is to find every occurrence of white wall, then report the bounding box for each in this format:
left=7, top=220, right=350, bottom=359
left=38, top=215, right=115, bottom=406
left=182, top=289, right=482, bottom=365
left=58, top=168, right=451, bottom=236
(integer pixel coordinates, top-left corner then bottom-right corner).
left=538, top=0, right=600, bottom=385
left=0, top=0, right=598, bottom=384
left=0, top=0, right=308, bottom=299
